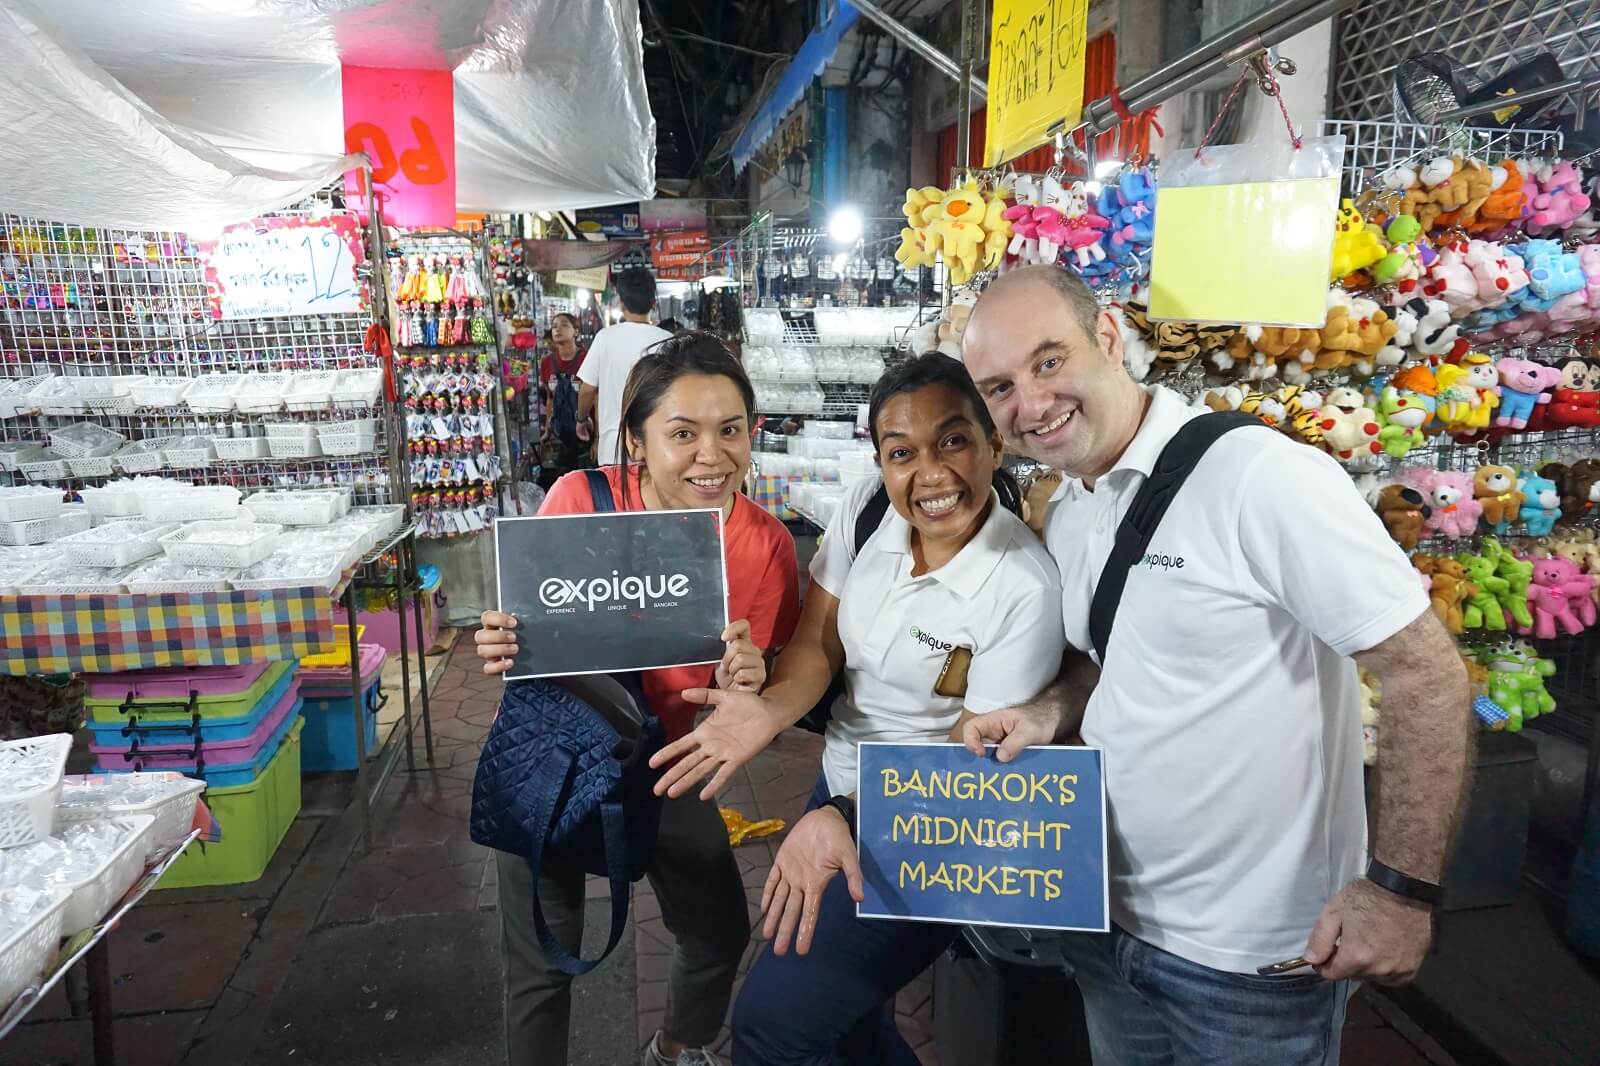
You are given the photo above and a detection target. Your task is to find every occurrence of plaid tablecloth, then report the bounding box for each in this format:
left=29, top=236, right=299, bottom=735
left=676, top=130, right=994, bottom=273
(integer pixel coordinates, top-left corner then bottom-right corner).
left=0, top=587, right=337, bottom=675
left=751, top=472, right=840, bottom=521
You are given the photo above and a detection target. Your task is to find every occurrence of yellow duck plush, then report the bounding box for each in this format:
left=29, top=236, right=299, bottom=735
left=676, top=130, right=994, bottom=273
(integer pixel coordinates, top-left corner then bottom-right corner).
left=936, top=182, right=989, bottom=283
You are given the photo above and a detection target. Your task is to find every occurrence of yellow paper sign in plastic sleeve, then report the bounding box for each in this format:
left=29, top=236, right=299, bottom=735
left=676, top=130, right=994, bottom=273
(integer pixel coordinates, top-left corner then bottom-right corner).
left=1146, top=177, right=1339, bottom=326
left=985, top=0, right=1089, bottom=167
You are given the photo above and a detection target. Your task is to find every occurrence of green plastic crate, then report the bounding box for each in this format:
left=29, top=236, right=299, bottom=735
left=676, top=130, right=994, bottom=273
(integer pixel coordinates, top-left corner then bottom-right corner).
left=87, top=661, right=295, bottom=725
left=157, top=718, right=303, bottom=889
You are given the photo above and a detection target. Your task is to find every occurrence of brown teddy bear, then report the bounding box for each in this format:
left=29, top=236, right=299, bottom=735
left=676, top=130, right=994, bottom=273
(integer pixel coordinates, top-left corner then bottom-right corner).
left=1474, top=464, right=1525, bottom=527
left=1376, top=484, right=1429, bottom=551
left=1413, top=555, right=1475, bottom=634
left=1540, top=459, right=1600, bottom=522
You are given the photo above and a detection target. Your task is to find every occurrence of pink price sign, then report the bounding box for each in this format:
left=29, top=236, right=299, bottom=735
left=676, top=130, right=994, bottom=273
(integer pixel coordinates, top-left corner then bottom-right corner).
left=341, top=65, right=456, bottom=228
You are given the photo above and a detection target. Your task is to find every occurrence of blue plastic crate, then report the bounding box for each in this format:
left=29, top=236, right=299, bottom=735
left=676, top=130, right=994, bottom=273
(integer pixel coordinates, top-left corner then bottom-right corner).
left=300, top=678, right=382, bottom=772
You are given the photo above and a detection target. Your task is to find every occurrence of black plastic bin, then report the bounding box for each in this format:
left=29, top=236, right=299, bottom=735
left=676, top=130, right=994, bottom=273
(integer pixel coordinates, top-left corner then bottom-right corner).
left=932, top=926, right=1092, bottom=1065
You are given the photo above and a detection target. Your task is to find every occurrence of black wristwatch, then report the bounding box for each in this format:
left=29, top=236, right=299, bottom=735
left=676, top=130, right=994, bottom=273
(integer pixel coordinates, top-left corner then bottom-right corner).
left=1365, top=859, right=1442, bottom=906
left=822, top=795, right=857, bottom=841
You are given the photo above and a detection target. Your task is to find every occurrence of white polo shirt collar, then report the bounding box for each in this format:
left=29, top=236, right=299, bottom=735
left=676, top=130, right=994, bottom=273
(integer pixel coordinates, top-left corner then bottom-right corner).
left=873, top=488, right=1010, bottom=599
left=1053, top=386, right=1195, bottom=501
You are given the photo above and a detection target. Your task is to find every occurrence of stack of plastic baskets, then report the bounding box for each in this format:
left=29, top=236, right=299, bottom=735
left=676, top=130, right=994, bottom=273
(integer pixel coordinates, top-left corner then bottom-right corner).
left=297, top=642, right=385, bottom=772
left=81, top=661, right=305, bottom=888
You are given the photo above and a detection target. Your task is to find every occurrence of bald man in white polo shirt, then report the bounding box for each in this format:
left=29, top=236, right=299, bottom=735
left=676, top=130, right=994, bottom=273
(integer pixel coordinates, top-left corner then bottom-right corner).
left=959, top=265, right=1472, bottom=1066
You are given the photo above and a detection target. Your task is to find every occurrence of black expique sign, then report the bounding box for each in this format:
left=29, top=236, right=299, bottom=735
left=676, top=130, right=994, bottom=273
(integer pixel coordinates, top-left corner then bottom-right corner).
left=493, top=509, right=728, bottom=680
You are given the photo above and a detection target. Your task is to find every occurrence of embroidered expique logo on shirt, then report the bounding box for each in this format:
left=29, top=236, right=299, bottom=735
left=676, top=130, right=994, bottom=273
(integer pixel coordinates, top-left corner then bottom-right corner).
left=1137, top=551, right=1185, bottom=572
left=909, top=625, right=955, bottom=653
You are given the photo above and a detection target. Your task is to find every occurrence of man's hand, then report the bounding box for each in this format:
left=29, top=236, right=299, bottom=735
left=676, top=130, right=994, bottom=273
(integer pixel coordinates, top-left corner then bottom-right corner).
left=960, top=703, right=1065, bottom=762
left=1302, top=878, right=1432, bottom=985
left=715, top=620, right=765, bottom=693
left=761, top=806, right=862, bottom=957
left=649, top=688, right=782, bottom=800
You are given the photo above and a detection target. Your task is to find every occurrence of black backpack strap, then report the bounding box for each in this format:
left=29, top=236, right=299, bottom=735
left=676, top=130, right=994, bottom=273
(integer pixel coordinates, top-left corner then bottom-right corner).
left=583, top=468, right=616, bottom=512
left=849, top=482, right=891, bottom=559
left=1088, top=411, right=1260, bottom=665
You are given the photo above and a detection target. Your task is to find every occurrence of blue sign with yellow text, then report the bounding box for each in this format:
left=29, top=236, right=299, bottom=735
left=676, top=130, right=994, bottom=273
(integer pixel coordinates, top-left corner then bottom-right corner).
left=856, top=743, right=1108, bottom=931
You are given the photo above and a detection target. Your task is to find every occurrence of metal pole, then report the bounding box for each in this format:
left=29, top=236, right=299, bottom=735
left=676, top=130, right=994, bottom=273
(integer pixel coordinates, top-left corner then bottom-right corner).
left=850, top=0, right=987, bottom=100
left=1077, top=0, right=1350, bottom=136
left=1434, top=74, right=1600, bottom=123
left=956, top=0, right=978, bottom=174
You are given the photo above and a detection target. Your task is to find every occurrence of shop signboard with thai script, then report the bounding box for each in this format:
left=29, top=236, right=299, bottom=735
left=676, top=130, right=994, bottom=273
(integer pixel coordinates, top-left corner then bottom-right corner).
left=985, top=0, right=1090, bottom=166
left=198, top=215, right=367, bottom=320
left=856, top=742, right=1108, bottom=931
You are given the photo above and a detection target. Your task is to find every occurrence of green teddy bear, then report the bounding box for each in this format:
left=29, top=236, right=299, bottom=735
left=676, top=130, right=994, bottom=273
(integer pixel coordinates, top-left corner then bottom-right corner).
left=1456, top=551, right=1508, bottom=630
left=1475, top=640, right=1556, bottom=731
left=1481, top=536, right=1535, bottom=631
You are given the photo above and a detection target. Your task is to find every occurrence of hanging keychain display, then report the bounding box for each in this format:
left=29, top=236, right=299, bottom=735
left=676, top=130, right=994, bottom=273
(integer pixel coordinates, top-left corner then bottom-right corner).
left=402, top=348, right=503, bottom=538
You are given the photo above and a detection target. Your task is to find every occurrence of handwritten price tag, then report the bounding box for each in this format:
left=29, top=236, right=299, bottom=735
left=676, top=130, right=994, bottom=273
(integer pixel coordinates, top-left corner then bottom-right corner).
left=199, top=216, right=367, bottom=320
left=341, top=66, right=456, bottom=228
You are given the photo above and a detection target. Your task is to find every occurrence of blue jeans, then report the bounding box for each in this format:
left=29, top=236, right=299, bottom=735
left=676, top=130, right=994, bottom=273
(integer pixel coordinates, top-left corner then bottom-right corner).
left=731, top=777, right=956, bottom=1065
left=1059, top=925, right=1349, bottom=1066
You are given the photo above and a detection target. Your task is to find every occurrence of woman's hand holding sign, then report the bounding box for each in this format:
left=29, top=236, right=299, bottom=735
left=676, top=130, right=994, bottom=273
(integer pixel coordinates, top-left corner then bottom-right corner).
left=475, top=610, right=519, bottom=674
left=762, top=804, right=862, bottom=957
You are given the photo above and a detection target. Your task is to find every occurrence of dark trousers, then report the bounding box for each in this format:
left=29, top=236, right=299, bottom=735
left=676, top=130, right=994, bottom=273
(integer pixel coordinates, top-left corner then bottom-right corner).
left=730, top=777, right=956, bottom=1065
left=498, top=791, right=750, bottom=1064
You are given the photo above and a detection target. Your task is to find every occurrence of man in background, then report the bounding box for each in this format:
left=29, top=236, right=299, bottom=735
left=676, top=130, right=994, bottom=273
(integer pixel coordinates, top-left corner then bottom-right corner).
left=579, top=267, right=670, bottom=465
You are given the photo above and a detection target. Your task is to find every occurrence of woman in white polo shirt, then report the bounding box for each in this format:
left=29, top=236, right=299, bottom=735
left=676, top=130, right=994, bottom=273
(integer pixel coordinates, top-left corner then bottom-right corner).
left=651, top=352, right=1065, bottom=1065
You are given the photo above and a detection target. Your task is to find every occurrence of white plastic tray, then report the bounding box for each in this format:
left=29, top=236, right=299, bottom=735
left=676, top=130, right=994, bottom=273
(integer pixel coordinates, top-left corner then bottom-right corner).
left=129, top=376, right=193, bottom=408
left=330, top=367, right=383, bottom=407
left=139, top=486, right=241, bottom=522
left=243, top=490, right=347, bottom=526
left=213, top=436, right=270, bottom=461
left=0, top=508, right=90, bottom=547
left=0, top=443, right=46, bottom=472
left=57, top=521, right=178, bottom=568
left=48, top=422, right=126, bottom=460
left=0, top=890, right=67, bottom=1009
left=284, top=370, right=340, bottom=412
left=123, top=558, right=237, bottom=594
left=17, top=559, right=138, bottom=595
left=34, top=815, right=155, bottom=934
left=113, top=438, right=179, bottom=475
left=0, top=734, right=71, bottom=849
left=183, top=374, right=245, bottom=414
left=234, top=372, right=293, bottom=414
left=58, top=775, right=205, bottom=864
left=0, top=489, right=64, bottom=524
left=0, top=375, right=52, bottom=419
left=232, top=549, right=345, bottom=593
left=160, top=521, right=283, bottom=569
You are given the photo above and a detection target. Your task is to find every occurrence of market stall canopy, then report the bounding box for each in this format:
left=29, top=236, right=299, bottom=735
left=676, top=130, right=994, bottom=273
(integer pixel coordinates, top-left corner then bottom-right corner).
left=0, top=0, right=655, bottom=229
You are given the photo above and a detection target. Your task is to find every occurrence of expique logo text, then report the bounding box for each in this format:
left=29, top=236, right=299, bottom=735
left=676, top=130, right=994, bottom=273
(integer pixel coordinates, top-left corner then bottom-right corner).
left=539, top=570, right=691, bottom=612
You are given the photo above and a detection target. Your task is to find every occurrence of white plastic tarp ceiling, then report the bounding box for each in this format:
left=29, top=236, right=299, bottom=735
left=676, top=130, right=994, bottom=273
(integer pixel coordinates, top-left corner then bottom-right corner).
left=0, top=0, right=656, bottom=230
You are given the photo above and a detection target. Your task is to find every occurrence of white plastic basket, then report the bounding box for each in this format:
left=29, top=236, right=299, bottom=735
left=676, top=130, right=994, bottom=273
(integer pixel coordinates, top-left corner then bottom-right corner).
left=0, top=890, right=68, bottom=1009
left=57, top=774, right=205, bottom=863
left=79, top=376, right=148, bottom=416
left=160, top=521, right=283, bottom=569
left=182, top=374, right=244, bottom=414
left=330, top=367, right=383, bottom=407
left=17, top=559, right=136, bottom=595
left=346, top=504, right=405, bottom=545
left=112, top=438, right=179, bottom=475
left=48, top=422, right=126, bottom=460
left=284, top=370, right=340, bottom=413
left=0, top=489, right=64, bottom=524
left=213, top=436, right=270, bottom=461
left=18, top=455, right=68, bottom=483
left=48, top=815, right=156, bottom=934
left=57, top=521, right=177, bottom=568
left=162, top=437, right=216, bottom=469
left=138, top=486, right=241, bottom=522
left=318, top=418, right=378, bottom=456
left=232, top=549, right=345, bottom=593
left=80, top=486, right=146, bottom=520
left=0, top=374, right=52, bottom=419
left=0, top=443, right=45, bottom=472
left=233, top=372, right=292, bottom=414
left=267, top=436, right=323, bottom=460
left=123, top=558, right=237, bottom=594
left=0, top=734, right=72, bottom=849
left=66, top=455, right=116, bottom=478
left=262, top=422, right=318, bottom=442
left=0, top=508, right=90, bottom=547
left=30, top=377, right=85, bottom=416
left=129, top=376, right=193, bottom=409
left=243, top=489, right=347, bottom=526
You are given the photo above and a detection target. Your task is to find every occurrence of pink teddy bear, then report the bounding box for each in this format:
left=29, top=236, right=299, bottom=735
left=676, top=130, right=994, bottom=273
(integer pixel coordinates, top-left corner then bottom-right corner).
left=1526, top=162, right=1593, bottom=235
left=1494, top=358, right=1563, bottom=428
left=1403, top=468, right=1483, bottom=539
left=1521, top=555, right=1597, bottom=639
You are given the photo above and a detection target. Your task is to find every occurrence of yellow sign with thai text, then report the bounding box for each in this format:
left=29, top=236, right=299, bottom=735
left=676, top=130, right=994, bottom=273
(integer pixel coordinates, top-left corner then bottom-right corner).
left=984, top=0, right=1090, bottom=167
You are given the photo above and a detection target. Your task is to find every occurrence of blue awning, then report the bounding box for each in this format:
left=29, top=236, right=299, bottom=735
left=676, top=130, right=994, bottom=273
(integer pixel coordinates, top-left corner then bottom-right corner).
left=732, top=1, right=861, bottom=175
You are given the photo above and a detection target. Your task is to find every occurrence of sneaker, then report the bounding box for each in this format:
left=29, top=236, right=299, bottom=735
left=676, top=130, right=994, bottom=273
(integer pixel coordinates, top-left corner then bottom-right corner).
left=641, top=1031, right=723, bottom=1066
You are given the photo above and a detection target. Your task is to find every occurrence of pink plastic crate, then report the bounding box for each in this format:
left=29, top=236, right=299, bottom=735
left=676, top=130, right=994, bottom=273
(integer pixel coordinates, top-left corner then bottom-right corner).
left=89, top=680, right=298, bottom=767
left=296, top=642, right=386, bottom=698
left=84, top=661, right=271, bottom=701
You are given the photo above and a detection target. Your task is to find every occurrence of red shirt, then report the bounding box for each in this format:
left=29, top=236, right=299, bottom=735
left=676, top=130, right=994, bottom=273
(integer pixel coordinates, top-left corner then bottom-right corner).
left=539, top=465, right=801, bottom=739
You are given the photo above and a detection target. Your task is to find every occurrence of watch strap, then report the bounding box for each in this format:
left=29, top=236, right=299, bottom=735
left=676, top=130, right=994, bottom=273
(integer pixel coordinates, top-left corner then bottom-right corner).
left=822, top=795, right=857, bottom=841
left=1365, top=859, right=1442, bottom=906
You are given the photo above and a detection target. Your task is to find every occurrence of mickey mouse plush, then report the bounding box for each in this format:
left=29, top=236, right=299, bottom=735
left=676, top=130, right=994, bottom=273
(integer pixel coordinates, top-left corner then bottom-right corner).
left=1548, top=359, right=1600, bottom=427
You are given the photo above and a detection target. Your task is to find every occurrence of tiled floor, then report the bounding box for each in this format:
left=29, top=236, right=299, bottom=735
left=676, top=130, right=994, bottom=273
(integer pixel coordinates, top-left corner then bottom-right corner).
left=7, top=632, right=1464, bottom=1064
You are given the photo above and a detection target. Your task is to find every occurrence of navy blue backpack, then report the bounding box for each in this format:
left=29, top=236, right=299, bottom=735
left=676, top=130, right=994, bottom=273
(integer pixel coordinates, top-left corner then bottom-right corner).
left=470, top=469, right=666, bottom=975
